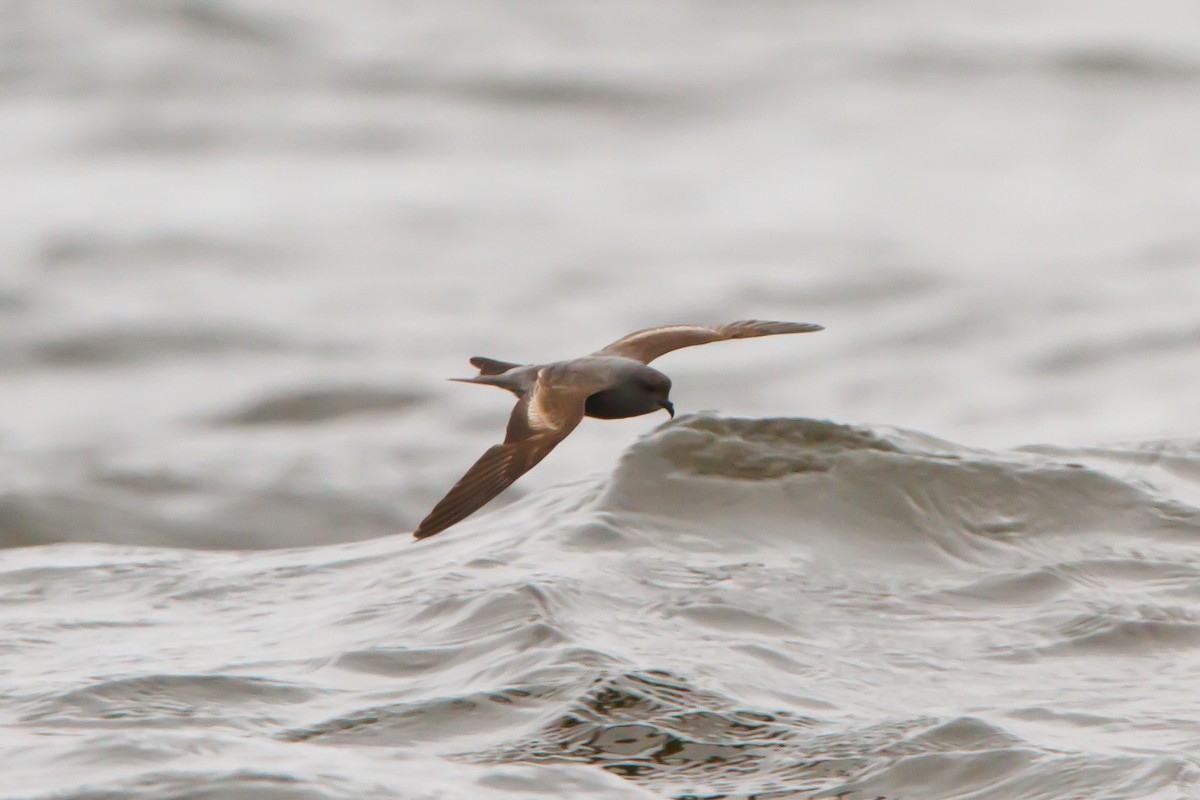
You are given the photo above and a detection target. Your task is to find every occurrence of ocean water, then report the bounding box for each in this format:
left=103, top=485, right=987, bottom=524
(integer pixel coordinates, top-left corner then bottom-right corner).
left=3, top=1, right=1200, bottom=798
left=5, top=416, right=1200, bottom=799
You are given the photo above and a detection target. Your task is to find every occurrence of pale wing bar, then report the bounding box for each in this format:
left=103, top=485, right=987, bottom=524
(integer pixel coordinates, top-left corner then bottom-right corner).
left=597, top=319, right=824, bottom=364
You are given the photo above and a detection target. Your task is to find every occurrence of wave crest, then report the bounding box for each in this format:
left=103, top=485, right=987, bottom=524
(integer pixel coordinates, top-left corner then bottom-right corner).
left=592, top=415, right=1200, bottom=568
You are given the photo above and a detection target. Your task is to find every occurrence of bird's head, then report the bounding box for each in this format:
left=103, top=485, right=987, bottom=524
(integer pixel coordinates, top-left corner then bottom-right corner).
left=636, top=367, right=674, bottom=417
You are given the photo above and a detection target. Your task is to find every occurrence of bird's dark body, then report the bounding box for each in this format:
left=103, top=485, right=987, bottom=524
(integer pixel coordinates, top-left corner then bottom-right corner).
left=460, top=357, right=673, bottom=420
left=584, top=378, right=670, bottom=419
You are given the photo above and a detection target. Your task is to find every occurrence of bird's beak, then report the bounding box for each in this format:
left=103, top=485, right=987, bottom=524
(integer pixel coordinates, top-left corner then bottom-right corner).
left=660, top=400, right=675, bottom=418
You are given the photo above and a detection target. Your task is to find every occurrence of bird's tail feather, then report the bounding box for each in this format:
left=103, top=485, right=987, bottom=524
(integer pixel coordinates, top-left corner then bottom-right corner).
left=469, top=356, right=522, bottom=376
left=448, top=372, right=526, bottom=397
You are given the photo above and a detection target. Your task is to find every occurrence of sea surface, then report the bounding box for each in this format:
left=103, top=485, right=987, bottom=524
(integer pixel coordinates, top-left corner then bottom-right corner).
left=2, top=2, right=1200, bottom=798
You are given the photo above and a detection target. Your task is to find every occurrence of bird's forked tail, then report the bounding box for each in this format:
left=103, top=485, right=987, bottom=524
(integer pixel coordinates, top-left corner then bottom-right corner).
left=449, top=356, right=528, bottom=397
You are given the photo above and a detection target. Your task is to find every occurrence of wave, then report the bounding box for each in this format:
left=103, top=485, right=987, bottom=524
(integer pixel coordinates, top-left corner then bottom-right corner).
left=589, top=415, right=1200, bottom=566
left=5, top=415, right=1200, bottom=799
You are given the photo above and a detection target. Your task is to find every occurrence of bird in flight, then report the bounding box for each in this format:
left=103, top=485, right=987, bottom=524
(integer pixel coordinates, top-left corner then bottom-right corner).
left=412, top=320, right=823, bottom=540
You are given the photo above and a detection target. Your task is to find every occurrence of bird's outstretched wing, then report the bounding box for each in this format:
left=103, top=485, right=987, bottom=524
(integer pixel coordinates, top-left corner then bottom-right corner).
left=596, top=320, right=824, bottom=364
left=413, top=365, right=600, bottom=540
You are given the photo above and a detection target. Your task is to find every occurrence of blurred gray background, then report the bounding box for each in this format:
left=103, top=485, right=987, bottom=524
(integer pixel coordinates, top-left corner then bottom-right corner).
left=1, top=0, right=1198, bottom=548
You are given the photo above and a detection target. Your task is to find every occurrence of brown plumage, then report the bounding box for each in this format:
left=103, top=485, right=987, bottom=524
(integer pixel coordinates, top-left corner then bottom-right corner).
left=598, top=320, right=826, bottom=364
left=412, top=320, right=823, bottom=540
